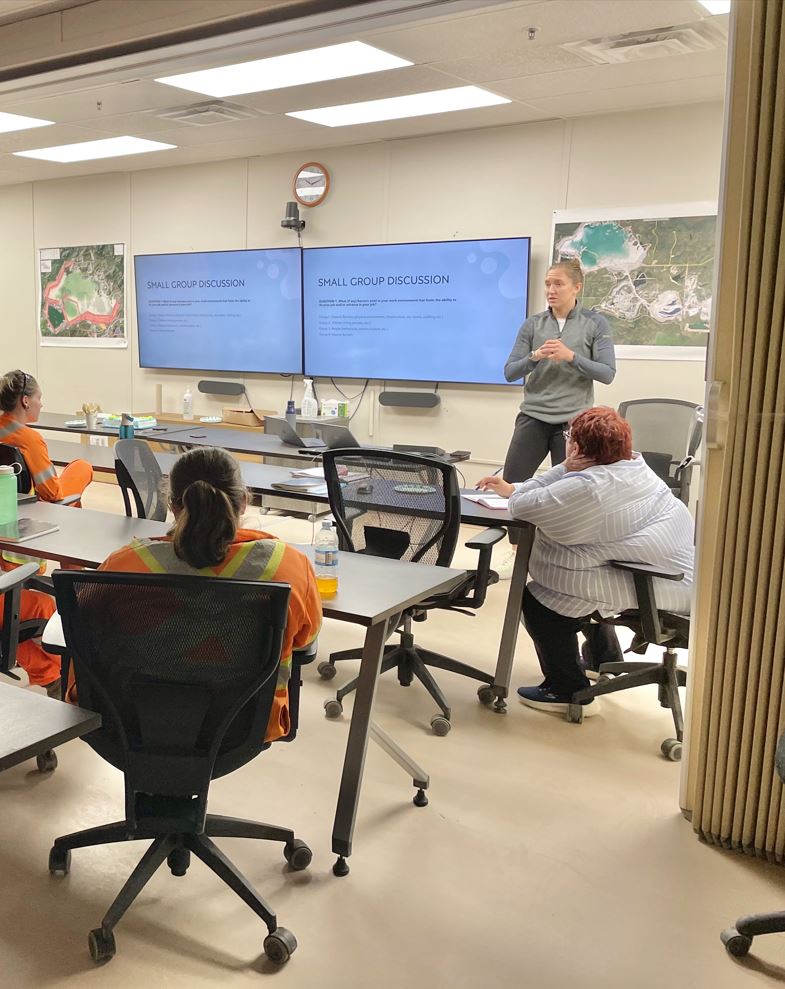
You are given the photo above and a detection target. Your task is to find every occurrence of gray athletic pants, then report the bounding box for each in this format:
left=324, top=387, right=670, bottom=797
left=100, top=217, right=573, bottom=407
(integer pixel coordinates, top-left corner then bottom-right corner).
left=503, top=412, right=567, bottom=544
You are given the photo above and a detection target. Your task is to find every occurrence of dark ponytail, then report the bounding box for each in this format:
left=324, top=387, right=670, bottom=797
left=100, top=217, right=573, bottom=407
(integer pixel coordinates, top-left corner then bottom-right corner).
left=0, top=369, right=37, bottom=412
left=168, top=447, right=246, bottom=568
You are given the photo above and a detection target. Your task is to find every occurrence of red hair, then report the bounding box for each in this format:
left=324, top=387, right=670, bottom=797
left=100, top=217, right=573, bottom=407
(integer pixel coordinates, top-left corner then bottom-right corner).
left=570, top=407, right=632, bottom=465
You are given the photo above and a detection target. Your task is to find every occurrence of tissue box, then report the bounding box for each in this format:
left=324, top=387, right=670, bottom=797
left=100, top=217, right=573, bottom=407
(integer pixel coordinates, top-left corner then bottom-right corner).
left=222, top=407, right=274, bottom=427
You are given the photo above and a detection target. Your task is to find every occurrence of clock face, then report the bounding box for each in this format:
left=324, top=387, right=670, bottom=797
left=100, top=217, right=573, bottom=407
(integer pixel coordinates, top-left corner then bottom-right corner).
left=294, top=162, right=329, bottom=207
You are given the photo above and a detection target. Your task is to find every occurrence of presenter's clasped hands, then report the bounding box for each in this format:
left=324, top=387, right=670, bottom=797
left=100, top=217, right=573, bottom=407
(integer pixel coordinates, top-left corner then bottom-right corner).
left=532, top=339, right=575, bottom=363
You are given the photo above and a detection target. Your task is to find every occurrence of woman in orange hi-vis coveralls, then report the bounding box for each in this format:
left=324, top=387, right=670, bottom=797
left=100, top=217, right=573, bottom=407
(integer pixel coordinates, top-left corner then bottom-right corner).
left=72, top=446, right=322, bottom=744
left=0, top=369, right=95, bottom=695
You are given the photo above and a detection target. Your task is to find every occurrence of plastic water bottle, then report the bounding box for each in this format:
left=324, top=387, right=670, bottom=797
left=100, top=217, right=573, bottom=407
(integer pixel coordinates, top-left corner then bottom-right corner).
left=0, top=464, right=20, bottom=527
left=301, top=379, right=318, bottom=419
left=118, top=413, right=135, bottom=440
left=285, top=399, right=297, bottom=432
left=314, top=520, right=339, bottom=598
left=183, top=386, right=194, bottom=420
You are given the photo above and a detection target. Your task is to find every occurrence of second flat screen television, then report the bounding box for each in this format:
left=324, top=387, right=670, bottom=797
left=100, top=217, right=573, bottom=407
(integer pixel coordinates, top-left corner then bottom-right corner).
left=303, top=237, right=530, bottom=384
left=135, top=248, right=302, bottom=374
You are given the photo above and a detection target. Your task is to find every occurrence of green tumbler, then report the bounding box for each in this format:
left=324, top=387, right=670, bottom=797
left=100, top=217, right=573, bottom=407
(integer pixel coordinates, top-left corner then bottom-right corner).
left=0, top=463, right=21, bottom=526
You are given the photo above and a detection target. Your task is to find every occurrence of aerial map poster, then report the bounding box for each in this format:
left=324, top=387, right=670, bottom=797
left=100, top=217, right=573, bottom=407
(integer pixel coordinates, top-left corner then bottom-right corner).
left=39, top=243, right=126, bottom=348
left=551, top=203, right=717, bottom=360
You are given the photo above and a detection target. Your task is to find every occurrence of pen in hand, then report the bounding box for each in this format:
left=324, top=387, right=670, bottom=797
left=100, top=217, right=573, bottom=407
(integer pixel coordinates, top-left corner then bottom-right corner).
left=475, top=466, right=503, bottom=490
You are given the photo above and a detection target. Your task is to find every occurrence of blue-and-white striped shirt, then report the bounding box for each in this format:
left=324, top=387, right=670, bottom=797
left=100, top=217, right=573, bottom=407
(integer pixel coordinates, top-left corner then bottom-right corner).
left=509, top=454, right=694, bottom=618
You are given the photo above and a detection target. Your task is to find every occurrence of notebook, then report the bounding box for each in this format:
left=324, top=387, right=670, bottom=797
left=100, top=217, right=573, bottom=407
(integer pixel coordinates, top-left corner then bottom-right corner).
left=0, top=518, right=60, bottom=543
left=270, top=478, right=329, bottom=495
left=462, top=493, right=509, bottom=511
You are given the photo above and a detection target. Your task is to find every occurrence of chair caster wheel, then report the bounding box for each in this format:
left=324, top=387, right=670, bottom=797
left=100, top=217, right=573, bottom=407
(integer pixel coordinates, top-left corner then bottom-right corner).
left=36, top=749, right=58, bottom=772
left=567, top=704, right=584, bottom=724
left=430, top=715, right=451, bottom=736
left=477, top=685, right=495, bottom=706
left=264, top=927, right=297, bottom=964
left=88, top=927, right=116, bottom=964
left=48, top=845, right=71, bottom=875
left=284, top=839, right=312, bottom=871
left=324, top=699, right=343, bottom=719
left=317, top=661, right=336, bottom=681
left=167, top=847, right=190, bottom=876
left=721, top=927, right=752, bottom=957
left=413, top=788, right=428, bottom=807
left=333, top=856, right=350, bottom=877
left=661, top=738, right=682, bottom=761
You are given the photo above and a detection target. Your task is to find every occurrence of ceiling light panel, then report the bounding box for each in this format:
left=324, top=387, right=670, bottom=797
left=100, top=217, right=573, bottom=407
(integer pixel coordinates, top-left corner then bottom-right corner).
left=0, top=111, right=53, bottom=134
left=155, top=42, right=411, bottom=98
left=286, top=86, right=510, bottom=127
left=14, top=136, right=176, bottom=162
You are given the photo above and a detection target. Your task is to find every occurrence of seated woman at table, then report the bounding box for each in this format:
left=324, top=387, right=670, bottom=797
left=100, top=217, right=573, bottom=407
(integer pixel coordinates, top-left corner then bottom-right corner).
left=86, top=446, right=322, bottom=742
left=477, top=406, right=694, bottom=717
left=0, top=369, right=93, bottom=504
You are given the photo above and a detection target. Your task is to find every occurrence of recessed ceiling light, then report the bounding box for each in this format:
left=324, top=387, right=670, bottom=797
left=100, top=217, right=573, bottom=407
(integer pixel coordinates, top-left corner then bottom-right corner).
left=14, top=136, right=176, bottom=163
left=0, top=111, right=53, bottom=134
left=286, top=86, right=511, bottom=127
left=156, top=41, right=411, bottom=98
left=698, top=0, right=731, bottom=13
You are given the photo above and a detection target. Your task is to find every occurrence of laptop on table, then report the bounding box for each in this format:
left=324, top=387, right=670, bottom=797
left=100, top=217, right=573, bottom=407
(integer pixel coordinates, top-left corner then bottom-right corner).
left=265, top=416, right=325, bottom=449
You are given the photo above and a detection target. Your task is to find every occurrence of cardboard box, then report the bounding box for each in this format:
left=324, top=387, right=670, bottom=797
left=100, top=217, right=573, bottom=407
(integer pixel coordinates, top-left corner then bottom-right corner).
left=222, top=407, right=275, bottom=428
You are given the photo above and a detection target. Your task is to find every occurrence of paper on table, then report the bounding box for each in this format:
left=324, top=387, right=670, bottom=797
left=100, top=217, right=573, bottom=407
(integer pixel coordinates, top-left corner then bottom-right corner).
left=462, top=493, right=509, bottom=510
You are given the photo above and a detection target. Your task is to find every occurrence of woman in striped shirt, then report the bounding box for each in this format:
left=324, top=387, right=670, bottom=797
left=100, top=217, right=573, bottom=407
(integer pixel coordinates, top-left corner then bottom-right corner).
left=478, top=406, right=694, bottom=716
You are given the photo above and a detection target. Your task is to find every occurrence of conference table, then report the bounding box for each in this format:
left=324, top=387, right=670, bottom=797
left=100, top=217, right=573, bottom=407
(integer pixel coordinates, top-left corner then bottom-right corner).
left=46, top=440, right=534, bottom=713
left=0, top=681, right=100, bottom=774
left=2, top=501, right=465, bottom=873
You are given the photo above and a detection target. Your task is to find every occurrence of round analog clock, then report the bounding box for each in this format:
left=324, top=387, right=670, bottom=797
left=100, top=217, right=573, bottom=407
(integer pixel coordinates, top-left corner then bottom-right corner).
left=293, top=162, right=330, bottom=207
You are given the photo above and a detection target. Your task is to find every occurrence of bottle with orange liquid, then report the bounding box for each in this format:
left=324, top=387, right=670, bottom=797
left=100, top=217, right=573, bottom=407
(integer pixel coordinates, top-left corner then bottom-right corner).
left=314, top=520, right=339, bottom=599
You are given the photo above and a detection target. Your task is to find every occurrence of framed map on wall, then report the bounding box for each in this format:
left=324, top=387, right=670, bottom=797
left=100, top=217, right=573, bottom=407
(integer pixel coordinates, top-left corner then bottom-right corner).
left=38, top=243, right=126, bottom=348
left=551, top=203, right=717, bottom=361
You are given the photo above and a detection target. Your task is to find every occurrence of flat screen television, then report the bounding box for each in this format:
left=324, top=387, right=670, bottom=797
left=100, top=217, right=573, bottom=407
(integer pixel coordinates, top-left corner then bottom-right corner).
left=134, top=248, right=302, bottom=374
left=302, top=237, right=529, bottom=384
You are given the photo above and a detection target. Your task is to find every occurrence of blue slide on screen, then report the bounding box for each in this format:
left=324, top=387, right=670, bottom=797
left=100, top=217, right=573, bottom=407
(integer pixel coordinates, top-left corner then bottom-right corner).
left=303, top=238, right=529, bottom=384
left=135, top=249, right=302, bottom=374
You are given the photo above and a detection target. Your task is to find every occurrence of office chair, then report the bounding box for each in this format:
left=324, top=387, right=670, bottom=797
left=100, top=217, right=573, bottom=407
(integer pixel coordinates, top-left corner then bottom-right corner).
left=569, top=560, right=689, bottom=760
left=49, top=570, right=311, bottom=966
left=0, top=443, right=81, bottom=506
left=721, top=731, right=785, bottom=957
left=0, top=561, right=59, bottom=771
left=318, top=447, right=505, bottom=735
left=618, top=399, right=703, bottom=505
left=114, top=438, right=167, bottom=521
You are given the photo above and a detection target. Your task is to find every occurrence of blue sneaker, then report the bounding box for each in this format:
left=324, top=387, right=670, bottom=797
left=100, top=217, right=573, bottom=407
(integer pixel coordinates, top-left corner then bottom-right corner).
left=517, top=684, right=600, bottom=717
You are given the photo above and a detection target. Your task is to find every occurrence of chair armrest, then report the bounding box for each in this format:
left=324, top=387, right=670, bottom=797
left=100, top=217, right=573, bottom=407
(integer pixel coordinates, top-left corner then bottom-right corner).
left=25, top=574, right=54, bottom=594
left=610, top=560, right=684, bottom=581
left=0, top=561, right=40, bottom=593
left=56, top=494, right=82, bottom=507
left=459, top=527, right=507, bottom=609
left=293, top=640, right=318, bottom=666
left=464, top=527, right=507, bottom=551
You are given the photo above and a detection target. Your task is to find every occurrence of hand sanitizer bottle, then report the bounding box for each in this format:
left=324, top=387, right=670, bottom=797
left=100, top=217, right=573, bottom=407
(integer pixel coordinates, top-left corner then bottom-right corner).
left=301, top=379, right=318, bottom=418
left=183, top=386, right=194, bottom=420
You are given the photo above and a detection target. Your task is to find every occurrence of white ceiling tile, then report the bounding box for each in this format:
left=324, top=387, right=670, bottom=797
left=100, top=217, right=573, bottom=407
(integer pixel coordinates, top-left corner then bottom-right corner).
left=525, top=75, right=725, bottom=115
left=493, top=48, right=728, bottom=101
left=434, top=44, right=593, bottom=85
left=1, top=80, right=204, bottom=122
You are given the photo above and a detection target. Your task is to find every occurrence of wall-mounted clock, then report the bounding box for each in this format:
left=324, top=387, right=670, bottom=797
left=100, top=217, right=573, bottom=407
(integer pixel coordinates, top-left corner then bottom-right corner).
left=293, top=161, right=330, bottom=207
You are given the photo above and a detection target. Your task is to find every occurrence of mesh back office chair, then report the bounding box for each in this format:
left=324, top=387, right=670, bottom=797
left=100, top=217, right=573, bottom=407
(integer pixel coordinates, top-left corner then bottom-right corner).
left=618, top=399, right=702, bottom=505
left=319, top=448, right=504, bottom=735
left=0, top=442, right=81, bottom=506
left=0, top=561, right=58, bottom=771
left=570, top=560, right=689, bottom=760
left=721, top=732, right=785, bottom=957
left=49, top=570, right=311, bottom=966
left=114, top=439, right=167, bottom=521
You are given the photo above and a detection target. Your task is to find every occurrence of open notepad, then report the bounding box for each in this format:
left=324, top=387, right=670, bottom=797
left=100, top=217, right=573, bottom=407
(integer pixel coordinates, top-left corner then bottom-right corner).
left=462, top=493, right=509, bottom=511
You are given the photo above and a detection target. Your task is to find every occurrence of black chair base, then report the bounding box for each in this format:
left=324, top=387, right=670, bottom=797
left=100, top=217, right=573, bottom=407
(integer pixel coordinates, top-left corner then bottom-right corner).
left=721, top=911, right=785, bottom=958
left=49, top=813, right=310, bottom=965
left=569, top=648, right=687, bottom=759
left=324, top=632, right=493, bottom=735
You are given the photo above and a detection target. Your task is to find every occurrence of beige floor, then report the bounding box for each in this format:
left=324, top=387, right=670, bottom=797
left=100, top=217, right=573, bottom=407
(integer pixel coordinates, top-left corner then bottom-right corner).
left=2, top=480, right=785, bottom=988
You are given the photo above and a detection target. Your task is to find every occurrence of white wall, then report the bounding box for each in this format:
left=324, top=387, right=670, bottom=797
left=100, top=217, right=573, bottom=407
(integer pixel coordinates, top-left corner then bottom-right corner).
left=0, top=100, right=723, bottom=481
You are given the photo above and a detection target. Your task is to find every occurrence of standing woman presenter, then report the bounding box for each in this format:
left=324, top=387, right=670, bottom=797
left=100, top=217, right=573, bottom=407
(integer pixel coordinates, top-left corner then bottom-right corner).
left=496, top=259, right=616, bottom=575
